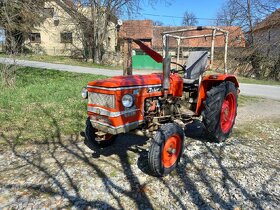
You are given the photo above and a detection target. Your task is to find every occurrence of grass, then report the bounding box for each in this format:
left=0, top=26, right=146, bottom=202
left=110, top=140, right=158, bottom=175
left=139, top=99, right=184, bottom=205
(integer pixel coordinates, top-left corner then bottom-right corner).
left=206, top=70, right=280, bottom=86
left=0, top=66, right=106, bottom=143
left=233, top=119, right=280, bottom=140
left=238, top=95, right=264, bottom=107
left=237, top=76, right=280, bottom=86
left=0, top=53, right=122, bottom=70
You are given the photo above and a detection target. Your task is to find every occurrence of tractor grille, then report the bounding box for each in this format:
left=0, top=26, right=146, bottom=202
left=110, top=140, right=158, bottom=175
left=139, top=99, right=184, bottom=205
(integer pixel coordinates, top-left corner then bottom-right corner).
left=88, top=92, right=115, bottom=109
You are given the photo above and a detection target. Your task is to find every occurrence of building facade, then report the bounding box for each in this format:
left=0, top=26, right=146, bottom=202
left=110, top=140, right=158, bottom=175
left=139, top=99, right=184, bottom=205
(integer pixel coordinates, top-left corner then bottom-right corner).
left=253, top=9, right=280, bottom=58
left=25, top=1, right=117, bottom=57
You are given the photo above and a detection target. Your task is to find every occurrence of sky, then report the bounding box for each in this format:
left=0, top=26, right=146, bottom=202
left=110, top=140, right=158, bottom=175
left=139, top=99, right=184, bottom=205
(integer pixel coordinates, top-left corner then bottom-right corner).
left=125, top=0, right=225, bottom=26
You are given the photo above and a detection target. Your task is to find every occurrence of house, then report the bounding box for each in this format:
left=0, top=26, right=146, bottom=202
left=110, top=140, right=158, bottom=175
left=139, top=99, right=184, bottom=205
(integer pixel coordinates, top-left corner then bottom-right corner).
left=25, top=1, right=117, bottom=57
left=118, top=20, right=153, bottom=51
left=253, top=9, right=280, bottom=57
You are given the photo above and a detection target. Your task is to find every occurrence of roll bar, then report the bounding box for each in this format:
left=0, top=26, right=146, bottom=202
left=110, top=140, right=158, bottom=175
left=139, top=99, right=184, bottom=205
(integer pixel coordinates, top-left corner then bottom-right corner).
left=162, top=26, right=229, bottom=74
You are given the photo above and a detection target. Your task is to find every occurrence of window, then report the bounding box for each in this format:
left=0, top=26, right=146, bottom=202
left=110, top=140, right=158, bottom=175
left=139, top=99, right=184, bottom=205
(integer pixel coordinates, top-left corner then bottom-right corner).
left=44, top=8, right=54, bottom=18
left=29, top=33, right=41, bottom=43
left=61, top=32, right=73, bottom=43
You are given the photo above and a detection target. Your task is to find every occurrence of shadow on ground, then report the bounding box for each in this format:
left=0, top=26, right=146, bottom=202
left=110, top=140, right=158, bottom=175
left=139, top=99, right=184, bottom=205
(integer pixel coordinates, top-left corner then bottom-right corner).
left=0, top=111, right=278, bottom=209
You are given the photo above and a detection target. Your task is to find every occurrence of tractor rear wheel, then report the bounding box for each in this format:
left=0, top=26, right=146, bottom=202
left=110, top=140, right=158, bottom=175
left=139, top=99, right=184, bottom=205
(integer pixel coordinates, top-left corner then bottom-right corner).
left=202, top=81, right=238, bottom=142
left=85, top=118, right=117, bottom=147
left=148, top=123, right=184, bottom=176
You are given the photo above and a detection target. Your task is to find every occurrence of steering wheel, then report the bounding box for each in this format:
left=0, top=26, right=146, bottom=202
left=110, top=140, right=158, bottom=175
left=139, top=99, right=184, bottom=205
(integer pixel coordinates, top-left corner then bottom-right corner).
left=170, top=62, right=186, bottom=73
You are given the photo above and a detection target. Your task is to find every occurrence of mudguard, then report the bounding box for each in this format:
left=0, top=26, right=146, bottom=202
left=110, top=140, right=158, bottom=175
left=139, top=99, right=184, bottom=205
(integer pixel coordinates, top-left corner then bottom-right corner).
left=195, top=74, right=239, bottom=115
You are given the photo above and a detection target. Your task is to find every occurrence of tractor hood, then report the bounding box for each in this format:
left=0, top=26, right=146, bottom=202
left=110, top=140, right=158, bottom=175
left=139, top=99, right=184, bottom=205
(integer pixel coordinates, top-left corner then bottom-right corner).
left=88, top=73, right=163, bottom=88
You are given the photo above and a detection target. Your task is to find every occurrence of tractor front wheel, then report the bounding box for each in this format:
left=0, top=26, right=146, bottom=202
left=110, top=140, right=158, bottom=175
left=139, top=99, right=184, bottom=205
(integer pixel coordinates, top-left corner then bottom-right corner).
left=202, top=81, right=238, bottom=142
left=148, top=123, right=184, bottom=176
left=85, top=118, right=117, bottom=147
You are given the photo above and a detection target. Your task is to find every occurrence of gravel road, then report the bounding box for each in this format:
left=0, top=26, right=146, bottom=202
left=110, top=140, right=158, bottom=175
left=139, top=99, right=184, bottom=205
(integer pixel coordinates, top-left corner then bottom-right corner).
left=0, top=99, right=279, bottom=209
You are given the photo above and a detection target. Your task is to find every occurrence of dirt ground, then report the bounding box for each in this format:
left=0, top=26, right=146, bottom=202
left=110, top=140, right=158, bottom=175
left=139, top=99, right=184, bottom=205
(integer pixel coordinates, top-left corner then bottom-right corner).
left=0, top=99, right=279, bottom=209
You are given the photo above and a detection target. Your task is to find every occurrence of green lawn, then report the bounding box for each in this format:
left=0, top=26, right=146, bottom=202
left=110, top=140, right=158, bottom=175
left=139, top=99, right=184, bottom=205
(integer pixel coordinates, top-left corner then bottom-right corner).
left=237, top=76, right=280, bottom=86
left=0, top=66, right=106, bottom=143
left=205, top=70, right=280, bottom=86
left=0, top=53, right=122, bottom=70
left=238, top=95, right=264, bottom=107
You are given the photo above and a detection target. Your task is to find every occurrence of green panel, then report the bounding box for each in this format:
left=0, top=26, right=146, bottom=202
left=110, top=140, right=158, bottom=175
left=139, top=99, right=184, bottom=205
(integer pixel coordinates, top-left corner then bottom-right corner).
left=132, top=55, right=162, bottom=70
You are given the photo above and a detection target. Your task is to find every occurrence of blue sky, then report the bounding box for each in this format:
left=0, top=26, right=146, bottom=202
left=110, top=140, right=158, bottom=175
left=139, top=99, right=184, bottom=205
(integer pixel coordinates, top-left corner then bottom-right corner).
left=127, top=0, right=225, bottom=26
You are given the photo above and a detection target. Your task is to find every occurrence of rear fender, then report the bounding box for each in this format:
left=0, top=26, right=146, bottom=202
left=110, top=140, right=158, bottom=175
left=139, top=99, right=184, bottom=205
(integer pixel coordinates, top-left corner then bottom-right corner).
left=195, top=74, right=239, bottom=115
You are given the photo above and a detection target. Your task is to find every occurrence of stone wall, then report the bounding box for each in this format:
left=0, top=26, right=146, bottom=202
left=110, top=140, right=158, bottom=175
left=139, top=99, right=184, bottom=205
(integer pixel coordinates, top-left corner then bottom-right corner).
left=254, top=26, right=280, bottom=58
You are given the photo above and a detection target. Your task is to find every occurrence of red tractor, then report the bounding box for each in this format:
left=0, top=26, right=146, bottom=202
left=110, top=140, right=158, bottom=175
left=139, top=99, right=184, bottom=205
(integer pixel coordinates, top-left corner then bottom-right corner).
left=81, top=27, right=239, bottom=176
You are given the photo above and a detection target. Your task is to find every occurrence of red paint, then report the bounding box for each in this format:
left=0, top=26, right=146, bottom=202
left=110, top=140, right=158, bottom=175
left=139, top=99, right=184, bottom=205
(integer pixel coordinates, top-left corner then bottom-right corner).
left=133, top=39, right=163, bottom=63
left=220, top=92, right=236, bottom=133
left=162, top=134, right=181, bottom=168
left=88, top=73, right=163, bottom=88
left=87, top=73, right=183, bottom=129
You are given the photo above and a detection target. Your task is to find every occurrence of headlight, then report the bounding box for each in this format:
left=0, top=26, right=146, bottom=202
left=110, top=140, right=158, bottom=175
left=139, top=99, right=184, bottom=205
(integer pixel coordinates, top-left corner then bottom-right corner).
left=122, top=94, right=134, bottom=108
left=81, top=87, right=88, bottom=99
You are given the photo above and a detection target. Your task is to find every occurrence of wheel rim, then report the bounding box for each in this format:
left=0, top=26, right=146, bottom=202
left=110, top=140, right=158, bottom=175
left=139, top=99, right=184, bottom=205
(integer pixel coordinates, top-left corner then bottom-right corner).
left=220, top=92, right=236, bottom=133
left=162, top=134, right=182, bottom=168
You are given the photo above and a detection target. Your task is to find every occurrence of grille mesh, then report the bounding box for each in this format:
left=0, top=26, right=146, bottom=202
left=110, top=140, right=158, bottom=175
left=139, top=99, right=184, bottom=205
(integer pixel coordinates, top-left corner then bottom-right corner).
left=88, top=92, right=115, bottom=109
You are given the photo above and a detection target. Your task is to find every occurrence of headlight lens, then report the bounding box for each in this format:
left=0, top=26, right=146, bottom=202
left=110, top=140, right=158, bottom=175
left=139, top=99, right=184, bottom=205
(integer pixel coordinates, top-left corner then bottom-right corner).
left=122, top=94, right=134, bottom=108
left=81, top=87, right=88, bottom=99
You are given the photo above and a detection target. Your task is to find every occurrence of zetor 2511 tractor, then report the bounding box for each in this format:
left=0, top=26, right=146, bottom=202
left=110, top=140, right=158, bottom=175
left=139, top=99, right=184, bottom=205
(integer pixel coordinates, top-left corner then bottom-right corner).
left=81, top=27, right=239, bottom=176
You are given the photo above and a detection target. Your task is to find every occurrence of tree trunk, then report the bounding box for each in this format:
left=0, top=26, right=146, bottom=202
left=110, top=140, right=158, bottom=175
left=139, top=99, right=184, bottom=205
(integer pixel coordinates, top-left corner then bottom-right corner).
left=269, top=54, right=280, bottom=81
left=251, top=51, right=262, bottom=79
left=93, top=46, right=100, bottom=64
left=247, top=0, right=254, bottom=47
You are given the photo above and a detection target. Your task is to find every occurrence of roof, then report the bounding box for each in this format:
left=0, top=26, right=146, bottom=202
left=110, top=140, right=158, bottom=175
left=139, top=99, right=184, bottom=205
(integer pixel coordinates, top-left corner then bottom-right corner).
left=119, top=20, right=153, bottom=40
left=152, top=26, right=245, bottom=49
left=253, top=9, right=280, bottom=32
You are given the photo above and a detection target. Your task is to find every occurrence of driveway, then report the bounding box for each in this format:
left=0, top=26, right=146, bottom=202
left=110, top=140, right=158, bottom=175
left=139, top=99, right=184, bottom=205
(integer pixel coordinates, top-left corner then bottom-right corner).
left=0, top=57, right=159, bottom=77
left=239, top=83, right=280, bottom=101
left=0, top=57, right=124, bottom=76
left=1, top=57, right=279, bottom=100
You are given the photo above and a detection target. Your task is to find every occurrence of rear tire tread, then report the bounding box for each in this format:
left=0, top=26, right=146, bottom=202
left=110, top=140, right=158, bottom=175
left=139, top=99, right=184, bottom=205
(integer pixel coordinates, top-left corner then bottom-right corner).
left=202, top=81, right=238, bottom=142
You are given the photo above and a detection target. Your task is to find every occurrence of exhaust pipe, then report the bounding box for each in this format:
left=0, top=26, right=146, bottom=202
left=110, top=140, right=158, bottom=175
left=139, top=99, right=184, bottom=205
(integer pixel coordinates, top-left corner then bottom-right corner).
left=162, top=35, right=171, bottom=99
left=162, top=56, right=171, bottom=98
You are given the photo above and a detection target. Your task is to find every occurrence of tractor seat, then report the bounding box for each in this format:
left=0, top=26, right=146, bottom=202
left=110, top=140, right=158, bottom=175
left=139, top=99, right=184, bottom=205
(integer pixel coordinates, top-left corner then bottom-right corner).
left=183, top=51, right=208, bottom=84
left=183, top=78, right=199, bottom=84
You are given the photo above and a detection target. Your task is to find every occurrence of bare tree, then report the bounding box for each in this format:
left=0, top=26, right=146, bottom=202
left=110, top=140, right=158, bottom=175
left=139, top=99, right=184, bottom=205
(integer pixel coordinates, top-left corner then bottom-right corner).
left=215, top=2, right=239, bottom=26
left=0, top=0, right=44, bottom=86
left=57, top=0, right=166, bottom=63
left=214, top=0, right=280, bottom=80
left=215, top=0, right=279, bottom=45
left=0, top=0, right=45, bottom=54
left=182, top=11, right=198, bottom=26
left=153, top=20, right=164, bottom=26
